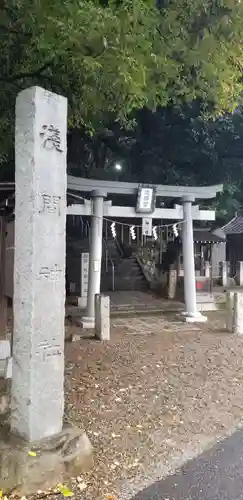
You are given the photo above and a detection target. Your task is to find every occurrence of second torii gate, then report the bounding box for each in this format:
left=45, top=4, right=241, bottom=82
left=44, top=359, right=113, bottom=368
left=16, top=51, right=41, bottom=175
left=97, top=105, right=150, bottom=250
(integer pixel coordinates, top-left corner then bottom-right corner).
left=67, top=176, right=223, bottom=327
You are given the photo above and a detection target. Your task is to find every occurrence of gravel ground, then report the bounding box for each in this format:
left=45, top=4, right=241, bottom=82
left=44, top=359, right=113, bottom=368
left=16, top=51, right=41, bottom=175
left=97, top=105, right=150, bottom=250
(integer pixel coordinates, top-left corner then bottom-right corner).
left=59, top=311, right=243, bottom=500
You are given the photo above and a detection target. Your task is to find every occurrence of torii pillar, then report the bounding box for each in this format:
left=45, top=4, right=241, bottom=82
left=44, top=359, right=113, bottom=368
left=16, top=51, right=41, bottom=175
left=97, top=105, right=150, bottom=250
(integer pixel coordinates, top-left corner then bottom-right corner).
left=81, top=190, right=106, bottom=328
left=181, top=195, right=206, bottom=322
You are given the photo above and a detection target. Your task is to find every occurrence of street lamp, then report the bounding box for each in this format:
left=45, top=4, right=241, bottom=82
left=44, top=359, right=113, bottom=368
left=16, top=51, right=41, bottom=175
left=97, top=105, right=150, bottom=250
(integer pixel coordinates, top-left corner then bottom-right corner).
left=114, top=163, right=122, bottom=171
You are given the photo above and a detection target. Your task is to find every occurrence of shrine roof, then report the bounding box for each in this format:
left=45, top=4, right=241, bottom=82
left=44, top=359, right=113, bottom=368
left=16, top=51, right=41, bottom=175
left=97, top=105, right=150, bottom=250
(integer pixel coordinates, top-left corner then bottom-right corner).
left=193, top=228, right=225, bottom=244
left=222, top=214, right=243, bottom=235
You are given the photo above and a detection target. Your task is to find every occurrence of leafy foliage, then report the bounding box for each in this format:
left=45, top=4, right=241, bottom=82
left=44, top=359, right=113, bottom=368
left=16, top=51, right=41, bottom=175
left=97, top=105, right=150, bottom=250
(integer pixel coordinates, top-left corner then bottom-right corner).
left=1, top=0, right=243, bottom=169
left=68, top=102, right=243, bottom=223
left=127, top=105, right=243, bottom=223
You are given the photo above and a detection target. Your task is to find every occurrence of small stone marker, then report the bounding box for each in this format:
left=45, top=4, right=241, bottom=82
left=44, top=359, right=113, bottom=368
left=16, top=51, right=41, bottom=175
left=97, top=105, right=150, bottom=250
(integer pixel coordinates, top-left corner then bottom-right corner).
left=219, top=261, right=229, bottom=287
left=13, top=86, right=67, bottom=442
left=204, top=261, right=210, bottom=278
left=226, top=290, right=235, bottom=332
left=232, top=292, right=243, bottom=334
left=0, top=340, right=11, bottom=379
left=95, top=294, right=110, bottom=340
left=168, top=268, right=177, bottom=299
left=236, top=261, right=243, bottom=287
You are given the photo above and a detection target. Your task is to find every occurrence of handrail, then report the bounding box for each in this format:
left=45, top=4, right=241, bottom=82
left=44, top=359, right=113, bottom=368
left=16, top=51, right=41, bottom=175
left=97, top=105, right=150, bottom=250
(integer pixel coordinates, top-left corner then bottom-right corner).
left=79, top=216, right=84, bottom=238
left=115, top=237, right=124, bottom=257
left=103, top=238, right=115, bottom=291
left=85, top=219, right=90, bottom=243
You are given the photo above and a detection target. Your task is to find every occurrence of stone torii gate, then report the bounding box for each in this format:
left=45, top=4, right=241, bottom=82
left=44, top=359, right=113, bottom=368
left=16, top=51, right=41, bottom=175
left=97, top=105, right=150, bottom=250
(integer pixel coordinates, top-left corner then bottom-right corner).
left=67, top=176, right=223, bottom=325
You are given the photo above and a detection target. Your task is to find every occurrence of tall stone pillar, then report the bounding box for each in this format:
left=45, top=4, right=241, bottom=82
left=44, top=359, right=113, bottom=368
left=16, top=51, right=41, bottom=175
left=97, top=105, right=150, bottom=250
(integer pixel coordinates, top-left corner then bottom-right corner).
left=12, top=87, right=67, bottom=442
left=82, top=190, right=106, bottom=328
left=0, top=86, right=93, bottom=497
left=182, top=196, right=206, bottom=323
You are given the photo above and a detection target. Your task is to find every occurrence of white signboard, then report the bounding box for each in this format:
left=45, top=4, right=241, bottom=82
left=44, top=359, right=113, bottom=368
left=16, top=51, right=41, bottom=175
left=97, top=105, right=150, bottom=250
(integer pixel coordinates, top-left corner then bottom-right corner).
left=136, top=185, right=156, bottom=214
left=142, top=217, right=153, bottom=236
left=81, top=252, right=89, bottom=297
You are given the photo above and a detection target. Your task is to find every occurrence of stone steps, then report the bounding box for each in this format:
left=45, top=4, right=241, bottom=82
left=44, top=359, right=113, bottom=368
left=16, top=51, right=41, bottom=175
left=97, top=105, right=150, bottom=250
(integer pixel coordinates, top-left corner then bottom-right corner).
left=67, top=235, right=148, bottom=293
left=110, top=304, right=183, bottom=317
left=101, top=256, right=148, bottom=291
left=66, top=304, right=183, bottom=320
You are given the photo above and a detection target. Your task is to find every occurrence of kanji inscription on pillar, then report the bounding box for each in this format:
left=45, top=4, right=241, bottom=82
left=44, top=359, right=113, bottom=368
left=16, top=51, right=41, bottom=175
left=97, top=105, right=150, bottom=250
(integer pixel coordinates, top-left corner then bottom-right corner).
left=39, top=124, right=63, bottom=152
left=38, top=264, right=62, bottom=281
left=37, top=340, right=63, bottom=361
left=39, top=194, right=62, bottom=215
left=81, top=253, right=89, bottom=297
left=13, top=86, right=67, bottom=442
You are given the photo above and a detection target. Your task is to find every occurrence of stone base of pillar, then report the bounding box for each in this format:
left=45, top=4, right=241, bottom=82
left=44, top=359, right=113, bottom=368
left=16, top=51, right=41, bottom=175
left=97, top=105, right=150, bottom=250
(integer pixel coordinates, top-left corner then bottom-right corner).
left=181, top=312, right=207, bottom=323
left=80, top=316, right=95, bottom=329
left=0, top=425, right=93, bottom=497
left=77, top=296, right=87, bottom=308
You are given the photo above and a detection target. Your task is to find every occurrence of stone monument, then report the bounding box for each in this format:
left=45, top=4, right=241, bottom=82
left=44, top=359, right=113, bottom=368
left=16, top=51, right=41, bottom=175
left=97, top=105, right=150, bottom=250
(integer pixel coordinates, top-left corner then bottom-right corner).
left=13, top=85, right=67, bottom=442
left=0, top=87, right=92, bottom=495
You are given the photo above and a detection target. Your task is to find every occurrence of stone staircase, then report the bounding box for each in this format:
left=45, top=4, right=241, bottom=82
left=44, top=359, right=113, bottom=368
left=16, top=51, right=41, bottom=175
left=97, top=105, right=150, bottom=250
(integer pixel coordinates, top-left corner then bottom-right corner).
left=66, top=236, right=148, bottom=294
left=101, top=254, right=148, bottom=292
left=101, top=238, right=148, bottom=292
left=108, top=291, right=183, bottom=317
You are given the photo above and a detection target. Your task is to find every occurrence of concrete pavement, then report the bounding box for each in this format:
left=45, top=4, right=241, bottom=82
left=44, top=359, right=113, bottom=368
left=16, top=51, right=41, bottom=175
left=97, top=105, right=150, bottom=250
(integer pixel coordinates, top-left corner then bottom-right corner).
left=132, top=428, right=243, bottom=500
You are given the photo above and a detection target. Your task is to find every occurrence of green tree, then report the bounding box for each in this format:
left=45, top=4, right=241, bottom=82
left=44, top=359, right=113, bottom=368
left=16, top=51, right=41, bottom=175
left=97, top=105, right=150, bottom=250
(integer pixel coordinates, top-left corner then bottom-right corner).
left=123, top=103, right=243, bottom=223
left=1, top=0, right=243, bottom=173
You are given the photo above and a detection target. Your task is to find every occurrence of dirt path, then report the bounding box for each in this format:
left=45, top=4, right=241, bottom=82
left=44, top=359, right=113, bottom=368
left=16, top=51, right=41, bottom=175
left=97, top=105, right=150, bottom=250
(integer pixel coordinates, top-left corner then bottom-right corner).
left=60, top=312, right=243, bottom=499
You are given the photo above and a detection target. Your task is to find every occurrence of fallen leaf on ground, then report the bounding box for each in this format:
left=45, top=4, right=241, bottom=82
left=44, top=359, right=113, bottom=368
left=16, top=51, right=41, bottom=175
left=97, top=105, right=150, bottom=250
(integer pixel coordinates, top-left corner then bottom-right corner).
left=57, top=484, right=73, bottom=497
left=28, top=451, right=36, bottom=457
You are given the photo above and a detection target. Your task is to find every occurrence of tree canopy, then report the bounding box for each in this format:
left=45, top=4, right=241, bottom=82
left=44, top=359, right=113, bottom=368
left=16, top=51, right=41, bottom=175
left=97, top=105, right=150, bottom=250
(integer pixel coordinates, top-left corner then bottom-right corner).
left=68, top=102, right=243, bottom=224
left=2, top=0, right=243, bottom=168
